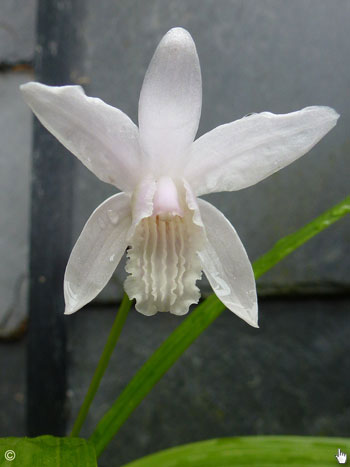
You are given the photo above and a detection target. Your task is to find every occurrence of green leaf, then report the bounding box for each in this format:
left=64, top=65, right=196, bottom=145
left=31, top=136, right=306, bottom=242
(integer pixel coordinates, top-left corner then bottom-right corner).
left=90, top=197, right=350, bottom=457
left=120, top=436, right=350, bottom=467
left=0, top=436, right=97, bottom=467
left=70, top=294, right=132, bottom=437
left=90, top=295, right=225, bottom=456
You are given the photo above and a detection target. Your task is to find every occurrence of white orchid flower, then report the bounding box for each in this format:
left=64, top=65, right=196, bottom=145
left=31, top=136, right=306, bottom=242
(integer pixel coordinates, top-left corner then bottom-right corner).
left=21, top=28, right=339, bottom=327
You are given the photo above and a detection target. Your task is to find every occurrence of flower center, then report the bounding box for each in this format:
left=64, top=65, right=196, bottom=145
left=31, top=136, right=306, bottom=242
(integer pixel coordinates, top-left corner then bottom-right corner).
left=124, top=179, right=203, bottom=316
left=152, top=176, right=184, bottom=220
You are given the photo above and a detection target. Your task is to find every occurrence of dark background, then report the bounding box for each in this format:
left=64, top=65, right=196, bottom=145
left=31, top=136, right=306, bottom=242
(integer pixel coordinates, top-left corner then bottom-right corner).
left=0, top=1, right=349, bottom=466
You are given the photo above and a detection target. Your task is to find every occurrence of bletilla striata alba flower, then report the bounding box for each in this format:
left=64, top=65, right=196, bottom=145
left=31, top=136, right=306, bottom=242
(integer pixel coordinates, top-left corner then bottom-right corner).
left=21, top=28, right=339, bottom=327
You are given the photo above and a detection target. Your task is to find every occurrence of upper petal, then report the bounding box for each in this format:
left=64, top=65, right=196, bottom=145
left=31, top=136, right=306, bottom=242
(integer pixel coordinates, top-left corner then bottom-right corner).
left=197, top=198, right=258, bottom=328
left=138, top=28, right=202, bottom=174
left=64, top=193, right=131, bottom=314
left=21, top=82, right=141, bottom=191
left=186, top=106, right=339, bottom=195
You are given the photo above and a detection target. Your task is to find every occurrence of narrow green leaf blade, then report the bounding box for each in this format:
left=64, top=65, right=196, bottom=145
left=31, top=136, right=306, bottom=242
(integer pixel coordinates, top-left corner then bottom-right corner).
left=90, top=197, right=350, bottom=457
left=0, top=436, right=97, bottom=467
left=120, top=436, right=350, bottom=467
left=71, top=294, right=132, bottom=437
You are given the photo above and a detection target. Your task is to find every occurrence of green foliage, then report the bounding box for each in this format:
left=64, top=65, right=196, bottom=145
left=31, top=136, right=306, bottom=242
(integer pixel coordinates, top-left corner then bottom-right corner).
left=90, top=294, right=225, bottom=456
left=70, top=294, right=132, bottom=437
left=0, top=436, right=96, bottom=466
left=89, top=197, right=350, bottom=457
left=121, top=436, right=350, bottom=467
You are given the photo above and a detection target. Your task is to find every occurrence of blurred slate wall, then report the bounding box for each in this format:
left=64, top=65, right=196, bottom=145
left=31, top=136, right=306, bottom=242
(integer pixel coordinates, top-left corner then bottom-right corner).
left=1, top=0, right=349, bottom=324
left=0, top=0, right=36, bottom=336
left=66, top=3, right=349, bottom=463
left=0, top=1, right=349, bottom=461
left=0, top=0, right=36, bottom=436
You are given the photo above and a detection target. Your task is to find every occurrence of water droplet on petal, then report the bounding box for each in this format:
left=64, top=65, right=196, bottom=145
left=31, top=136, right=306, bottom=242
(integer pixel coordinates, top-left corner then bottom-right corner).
left=64, top=280, right=79, bottom=310
left=212, top=272, right=231, bottom=297
left=107, top=209, right=119, bottom=225
left=244, top=112, right=256, bottom=118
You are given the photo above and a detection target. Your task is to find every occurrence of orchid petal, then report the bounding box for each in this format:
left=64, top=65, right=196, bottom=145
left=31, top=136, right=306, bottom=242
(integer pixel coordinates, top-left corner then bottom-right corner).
left=197, top=198, right=258, bottom=327
left=20, top=82, right=141, bottom=191
left=64, top=193, right=131, bottom=314
left=187, top=106, right=339, bottom=196
left=138, top=28, right=202, bottom=173
left=127, top=177, right=157, bottom=241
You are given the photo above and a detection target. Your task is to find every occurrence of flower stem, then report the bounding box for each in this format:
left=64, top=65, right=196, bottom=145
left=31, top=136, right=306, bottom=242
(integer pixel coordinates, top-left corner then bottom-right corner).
left=70, top=293, right=132, bottom=437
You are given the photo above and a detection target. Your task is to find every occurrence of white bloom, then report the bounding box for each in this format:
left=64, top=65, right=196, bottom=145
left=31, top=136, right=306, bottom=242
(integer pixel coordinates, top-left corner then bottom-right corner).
left=21, top=28, right=339, bottom=327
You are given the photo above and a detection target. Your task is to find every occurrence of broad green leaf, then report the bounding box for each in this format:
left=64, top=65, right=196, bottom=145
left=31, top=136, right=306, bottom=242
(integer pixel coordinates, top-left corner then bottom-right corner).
left=121, top=436, right=350, bottom=467
left=90, top=197, right=350, bottom=457
left=0, top=436, right=96, bottom=467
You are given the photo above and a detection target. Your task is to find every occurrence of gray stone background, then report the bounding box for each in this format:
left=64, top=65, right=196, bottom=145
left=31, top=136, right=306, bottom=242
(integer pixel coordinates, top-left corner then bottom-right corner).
left=0, top=1, right=349, bottom=466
